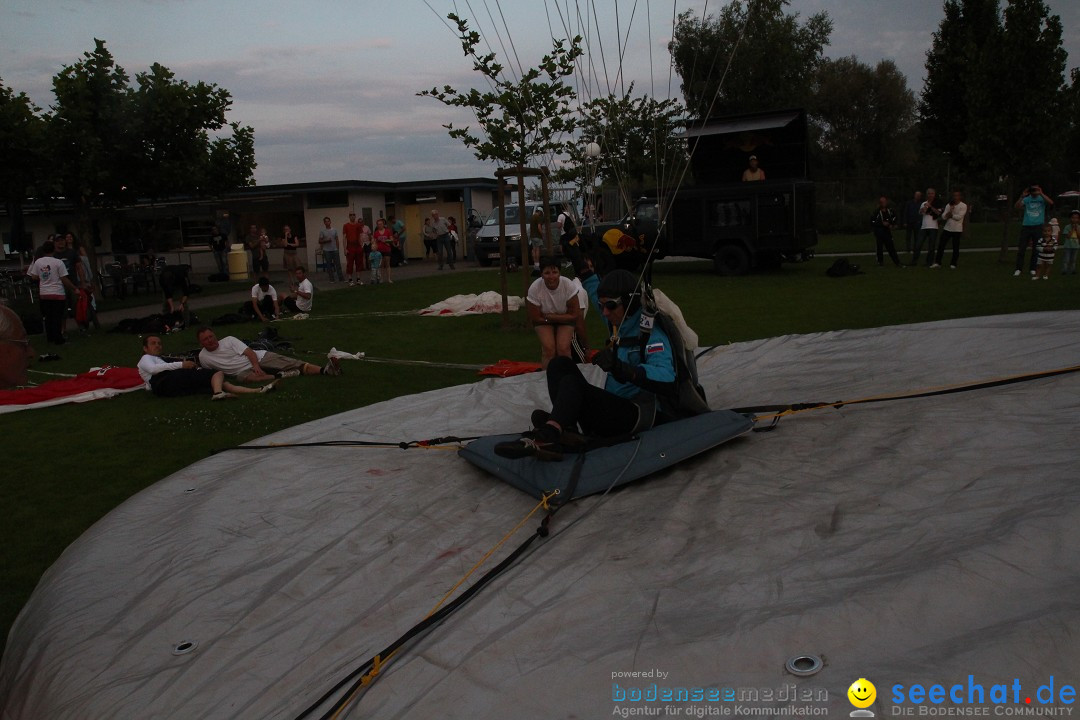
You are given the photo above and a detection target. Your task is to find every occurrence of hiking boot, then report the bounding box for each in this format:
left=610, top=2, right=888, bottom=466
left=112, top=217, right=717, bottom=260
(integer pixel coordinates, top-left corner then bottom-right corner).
left=494, top=433, right=564, bottom=462
left=277, top=369, right=301, bottom=379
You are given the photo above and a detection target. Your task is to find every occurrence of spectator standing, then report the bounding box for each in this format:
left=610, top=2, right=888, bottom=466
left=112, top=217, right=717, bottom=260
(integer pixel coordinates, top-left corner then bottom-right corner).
left=27, top=240, right=79, bottom=344
left=1014, top=185, right=1053, bottom=276
left=390, top=215, right=407, bottom=265
left=870, top=196, right=902, bottom=267
left=342, top=212, right=365, bottom=286
left=901, top=191, right=923, bottom=253
left=318, top=216, right=344, bottom=282
left=209, top=225, right=229, bottom=276
left=1033, top=223, right=1057, bottom=280
left=244, top=224, right=260, bottom=275
left=1060, top=210, right=1080, bottom=275
left=281, top=225, right=300, bottom=276
left=422, top=217, right=437, bottom=259
left=256, top=228, right=271, bottom=273
left=529, top=207, right=545, bottom=274
left=910, top=188, right=941, bottom=267
left=933, top=190, right=968, bottom=269
left=432, top=210, right=455, bottom=270
left=373, top=218, right=394, bottom=284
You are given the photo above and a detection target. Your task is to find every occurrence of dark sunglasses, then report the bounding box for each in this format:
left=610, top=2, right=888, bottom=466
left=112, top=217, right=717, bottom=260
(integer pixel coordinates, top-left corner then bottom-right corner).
left=599, top=298, right=623, bottom=311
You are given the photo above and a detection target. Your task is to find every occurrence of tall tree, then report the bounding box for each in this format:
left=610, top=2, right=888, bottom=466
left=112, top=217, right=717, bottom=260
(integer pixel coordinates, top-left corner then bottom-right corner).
left=43, top=39, right=256, bottom=255
left=960, top=0, right=1067, bottom=183
left=557, top=87, right=687, bottom=212
left=811, top=57, right=917, bottom=174
left=128, top=62, right=242, bottom=199
left=49, top=39, right=132, bottom=217
left=919, top=0, right=1001, bottom=165
left=0, top=80, right=49, bottom=255
left=668, top=0, right=832, bottom=119
left=419, top=13, right=582, bottom=169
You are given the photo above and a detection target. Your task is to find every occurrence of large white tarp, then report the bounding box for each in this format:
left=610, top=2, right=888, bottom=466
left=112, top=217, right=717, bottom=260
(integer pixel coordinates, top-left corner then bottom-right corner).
left=3, top=312, right=1079, bottom=719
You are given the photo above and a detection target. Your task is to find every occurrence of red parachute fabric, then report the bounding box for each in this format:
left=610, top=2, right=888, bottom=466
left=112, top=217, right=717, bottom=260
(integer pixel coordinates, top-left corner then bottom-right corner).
left=477, top=360, right=542, bottom=378
left=0, top=366, right=144, bottom=413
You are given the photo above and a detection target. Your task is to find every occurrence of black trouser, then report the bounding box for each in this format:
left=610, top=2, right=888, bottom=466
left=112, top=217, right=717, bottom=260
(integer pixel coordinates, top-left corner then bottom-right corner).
left=40, top=297, right=66, bottom=344
left=873, top=227, right=901, bottom=266
left=936, top=231, right=961, bottom=267
left=546, top=356, right=639, bottom=437
left=910, top=228, right=937, bottom=266
left=1016, top=225, right=1042, bottom=272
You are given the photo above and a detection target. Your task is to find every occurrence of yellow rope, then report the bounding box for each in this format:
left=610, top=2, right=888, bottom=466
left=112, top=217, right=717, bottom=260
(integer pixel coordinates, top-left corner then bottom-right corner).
left=425, top=490, right=558, bottom=619
left=327, top=490, right=559, bottom=718
left=750, top=363, right=1080, bottom=425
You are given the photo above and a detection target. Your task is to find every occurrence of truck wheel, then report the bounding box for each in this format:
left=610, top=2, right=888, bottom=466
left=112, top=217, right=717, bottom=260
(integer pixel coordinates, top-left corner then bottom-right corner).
left=714, top=245, right=750, bottom=275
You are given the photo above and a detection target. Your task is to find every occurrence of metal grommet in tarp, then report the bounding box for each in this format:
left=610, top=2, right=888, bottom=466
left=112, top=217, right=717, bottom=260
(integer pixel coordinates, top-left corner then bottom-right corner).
left=785, top=654, right=823, bottom=677
left=172, top=640, right=198, bottom=656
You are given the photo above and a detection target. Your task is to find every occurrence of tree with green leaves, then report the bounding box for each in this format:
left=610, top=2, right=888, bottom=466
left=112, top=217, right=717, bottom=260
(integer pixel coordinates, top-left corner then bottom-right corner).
left=811, top=57, right=917, bottom=175
left=47, top=39, right=256, bottom=251
left=128, top=62, right=245, bottom=199
left=0, top=80, right=49, bottom=256
left=555, top=87, right=687, bottom=214
left=919, top=0, right=1001, bottom=167
left=418, top=14, right=582, bottom=170
left=668, top=0, right=832, bottom=119
left=950, top=0, right=1067, bottom=184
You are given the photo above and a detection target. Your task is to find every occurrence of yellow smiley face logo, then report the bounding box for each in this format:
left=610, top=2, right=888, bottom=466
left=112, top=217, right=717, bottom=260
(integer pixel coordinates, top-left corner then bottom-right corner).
left=848, top=678, right=877, bottom=708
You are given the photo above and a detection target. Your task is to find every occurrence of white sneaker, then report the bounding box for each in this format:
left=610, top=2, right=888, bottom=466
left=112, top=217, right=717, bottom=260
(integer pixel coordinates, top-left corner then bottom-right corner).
left=1030, top=270, right=1036, bottom=276
left=211, top=391, right=236, bottom=401
left=323, top=356, right=342, bottom=376
left=930, top=263, right=941, bottom=269
left=277, top=369, right=301, bottom=379
left=259, top=381, right=277, bottom=393
left=1013, top=270, right=1021, bottom=277
left=949, top=265, right=957, bottom=270
left=1042, top=276, right=1049, bottom=280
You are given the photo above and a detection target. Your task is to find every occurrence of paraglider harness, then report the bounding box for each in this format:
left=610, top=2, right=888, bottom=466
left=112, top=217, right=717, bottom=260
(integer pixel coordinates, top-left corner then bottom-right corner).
left=611, top=280, right=711, bottom=428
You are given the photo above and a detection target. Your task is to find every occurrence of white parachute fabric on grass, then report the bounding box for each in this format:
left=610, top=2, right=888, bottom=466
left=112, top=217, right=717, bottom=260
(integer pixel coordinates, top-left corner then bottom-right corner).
left=419, top=291, right=524, bottom=316
left=2, top=312, right=1080, bottom=719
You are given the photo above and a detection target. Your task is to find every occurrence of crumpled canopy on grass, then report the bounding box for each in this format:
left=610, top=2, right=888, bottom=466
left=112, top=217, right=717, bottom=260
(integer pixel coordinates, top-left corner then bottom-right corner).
left=2, top=312, right=1078, bottom=719
left=0, top=366, right=143, bottom=414
left=419, top=291, right=524, bottom=316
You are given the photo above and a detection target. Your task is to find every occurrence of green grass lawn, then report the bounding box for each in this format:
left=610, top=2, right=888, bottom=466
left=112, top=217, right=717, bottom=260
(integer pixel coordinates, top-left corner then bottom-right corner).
left=4, top=251, right=1080, bottom=647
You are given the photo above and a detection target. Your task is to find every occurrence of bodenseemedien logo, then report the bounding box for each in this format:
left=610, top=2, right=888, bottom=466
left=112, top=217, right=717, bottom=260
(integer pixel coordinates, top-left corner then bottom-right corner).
left=849, top=678, right=877, bottom=718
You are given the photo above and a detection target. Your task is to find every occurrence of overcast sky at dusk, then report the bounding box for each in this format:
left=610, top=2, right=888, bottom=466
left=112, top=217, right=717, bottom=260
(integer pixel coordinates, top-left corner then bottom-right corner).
left=2, top=0, right=1078, bottom=186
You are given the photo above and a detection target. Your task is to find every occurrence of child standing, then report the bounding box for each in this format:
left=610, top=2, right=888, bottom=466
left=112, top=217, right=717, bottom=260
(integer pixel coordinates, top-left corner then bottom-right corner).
left=1061, top=210, right=1080, bottom=275
left=368, top=247, right=383, bottom=284
left=1034, top=223, right=1057, bottom=280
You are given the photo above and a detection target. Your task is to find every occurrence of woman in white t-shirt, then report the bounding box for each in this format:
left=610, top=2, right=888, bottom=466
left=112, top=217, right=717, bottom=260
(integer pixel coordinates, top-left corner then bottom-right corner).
left=26, top=240, right=79, bottom=344
left=527, top=257, right=585, bottom=369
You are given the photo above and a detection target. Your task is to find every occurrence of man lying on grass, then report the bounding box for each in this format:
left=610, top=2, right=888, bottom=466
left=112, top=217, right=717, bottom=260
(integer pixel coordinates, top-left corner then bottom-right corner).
left=196, top=326, right=341, bottom=383
left=138, top=335, right=275, bottom=401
